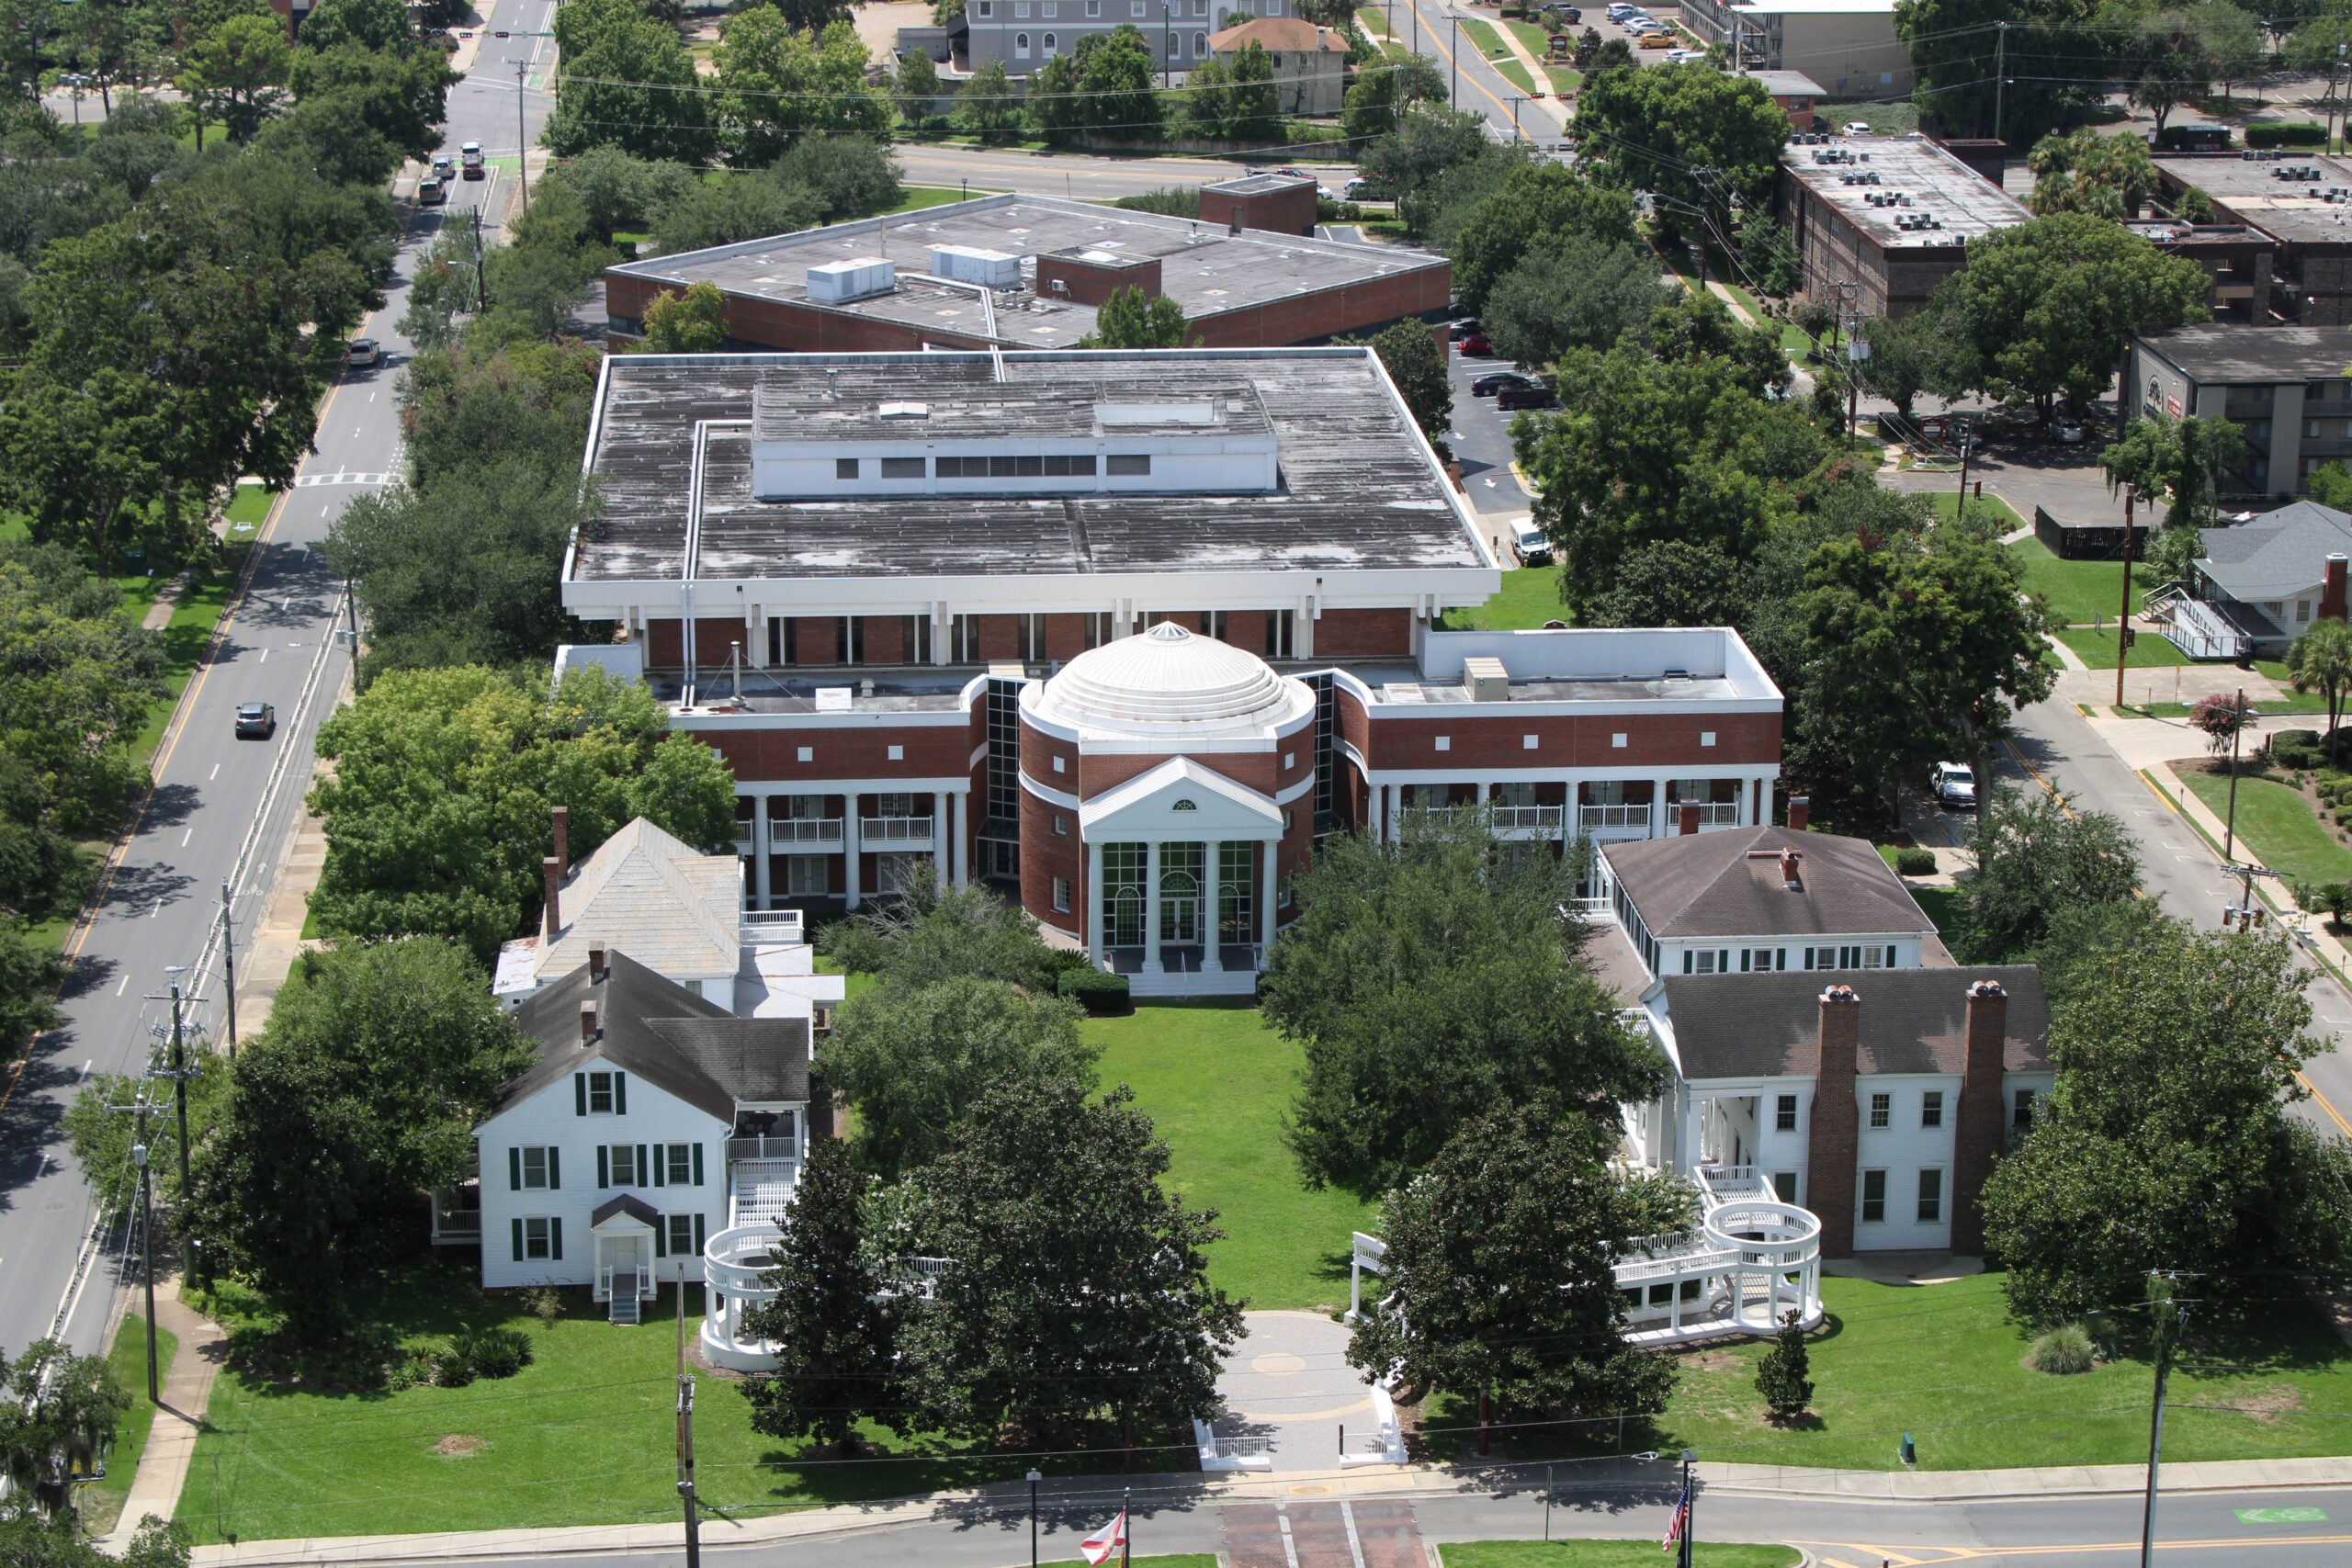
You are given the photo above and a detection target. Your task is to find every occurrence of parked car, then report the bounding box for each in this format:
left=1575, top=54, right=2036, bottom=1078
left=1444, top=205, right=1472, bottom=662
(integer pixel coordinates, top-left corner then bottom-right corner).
left=1473, top=370, right=1537, bottom=397
left=1635, top=29, right=1677, bottom=46
left=1510, top=515, right=1552, bottom=566
left=1343, top=176, right=1391, bottom=200
left=2054, top=416, right=2085, bottom=445
left=1457, top=331, right=1495, bottom=355
left=1844, top=121, right=1872, bottom=135
left=1664, top=47, right=1708, bottom=62
left=345, top=337, right=380, bottom=368
left=1928, top=761, right=1976, bottom=809
left=1605, top=2, right=1636, bottom=17
left=1448, top=315, right=1482, bottom=340
left=234, top=702, right=277, bottom=739
left=1624, top=17, right=1662, bottom=30
left=1496, top=380, right=1558, bottom=411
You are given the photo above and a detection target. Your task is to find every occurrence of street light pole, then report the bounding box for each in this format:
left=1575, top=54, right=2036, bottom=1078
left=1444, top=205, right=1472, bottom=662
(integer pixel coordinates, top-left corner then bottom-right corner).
left=2223, top=686, right=2251, bottom=863
left=1026, top=1468, right=1042, bottom=1566
left=2116, top=487, right=2136, bottom=710
left=515, top=58, right=531, bottom=213
left=1449, top=12, right=1460, bottom=108
left=220, top=880, right=238, bottom=1058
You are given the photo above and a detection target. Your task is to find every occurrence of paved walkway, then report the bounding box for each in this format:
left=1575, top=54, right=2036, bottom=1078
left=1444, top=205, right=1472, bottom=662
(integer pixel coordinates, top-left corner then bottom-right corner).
left=1225, top=1499, right=1426, bottom=1568
left=1213, top=1310, right=1377, bottom=1472
left=106, top=1278, right=228, bottom=1547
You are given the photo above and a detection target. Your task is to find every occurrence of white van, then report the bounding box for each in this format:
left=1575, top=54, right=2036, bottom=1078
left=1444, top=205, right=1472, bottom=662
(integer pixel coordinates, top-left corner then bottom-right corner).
left=1509, top=516, right=1551, bottom=567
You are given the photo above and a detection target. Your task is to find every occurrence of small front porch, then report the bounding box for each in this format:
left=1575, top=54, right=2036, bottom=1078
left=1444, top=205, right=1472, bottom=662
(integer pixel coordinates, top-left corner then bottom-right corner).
left=590, top=1195, right=662, bottom=1325
left=1105, top=942, right=1265, bottom=997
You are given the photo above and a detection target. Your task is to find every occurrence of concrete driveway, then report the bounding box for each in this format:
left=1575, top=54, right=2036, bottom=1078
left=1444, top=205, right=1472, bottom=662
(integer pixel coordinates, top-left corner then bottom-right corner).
left=1213, top=1310, right=1379, bottom=1472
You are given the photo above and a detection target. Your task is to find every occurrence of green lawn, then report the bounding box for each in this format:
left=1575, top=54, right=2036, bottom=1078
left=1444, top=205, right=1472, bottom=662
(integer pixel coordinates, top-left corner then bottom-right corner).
left=1442, top=1545, right=1797, bottom=1568
left=83, top=1315, right=180, bottom=1537
left=888, top=185, right=967, bottom=213
left=1501, top=18, right=1575, bottom=94
left=1089, top=999, right=1374, bottom=1311
left=1442, top=567, right=1568, bottom=631
left=2004, top=536, right=2131, bottom=626
left=1424, top=1271, right=2352, bottom=1471
left=1907, top=883, right=1965, bottom=946
left=2177, top=770, right=2352, bottom=885
left=1358, top=4, right=1390, bottom=32
left=1925, top=490, right=2027, bottom=537
left=2052, top=625, right=2190, bottom=669
left=1458, top=17, right=1540, bottom=95
left=182, top=1266, right=1182, bottom=1544
left=2131, top=692, right=2333, bottom=718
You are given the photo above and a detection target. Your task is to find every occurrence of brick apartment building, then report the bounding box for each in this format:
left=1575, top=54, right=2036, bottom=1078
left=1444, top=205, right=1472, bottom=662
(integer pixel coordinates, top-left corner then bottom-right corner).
left=604, top=189, right=1452, bottom=355
left=1776, top=132, right=2030, bottom=317
left=2128, top=324, right=2352, bottom=498
left=2127, top=219, right=2275, bottom=325
left=557, top=347, right=1785, bottom=997
left=2154, top=153, right=2352, bottom=325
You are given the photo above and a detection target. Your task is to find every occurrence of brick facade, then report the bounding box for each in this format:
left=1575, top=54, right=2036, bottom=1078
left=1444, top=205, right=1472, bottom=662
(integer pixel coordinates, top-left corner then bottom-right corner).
left=1019, top=786, right=1084, bottom=937
left=1950, top=979, right=2008, bottom=1256
left=1036, top=252, right=1163, bottom=307
left=1198, top=181, right=1319, bottom=238
left=691, top=723, right=969, bottom=783
left=1806, top=986, right=1860, bottom=1259
left=1315, top=607, right=1412, bottom=658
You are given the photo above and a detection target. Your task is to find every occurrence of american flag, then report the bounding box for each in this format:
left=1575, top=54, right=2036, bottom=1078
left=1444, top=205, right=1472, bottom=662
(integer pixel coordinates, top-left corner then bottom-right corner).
left=1080, top=1509, right=1128, bottom=1566
left=1660, top=1476, right=1690, bottom=1555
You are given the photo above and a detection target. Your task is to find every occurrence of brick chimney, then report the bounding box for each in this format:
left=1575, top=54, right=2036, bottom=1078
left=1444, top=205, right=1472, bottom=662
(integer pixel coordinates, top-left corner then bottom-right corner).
left=2324, top=554, right=2347, bottom=622
left=1779, top=847, right=1803, bottom=890
left=1787, top=795, right=1810, bottom=832
left=588, top=942, right=607, bottom=982
left=551, top=805, right=571, bottom=878
left=1951, top=978, right=2009, bottom=1256
left=1678, top=800, right=1701, bottom=836
left=578, top=998, right=598, bottom=1046
left=1807, top=985, right=1861, bottom=1258
left=542, top=855, right=563, bottom=942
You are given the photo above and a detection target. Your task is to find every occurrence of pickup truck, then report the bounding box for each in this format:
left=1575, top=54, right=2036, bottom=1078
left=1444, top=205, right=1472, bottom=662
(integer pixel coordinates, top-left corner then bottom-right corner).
left=460, top=140, right=485, bottom=179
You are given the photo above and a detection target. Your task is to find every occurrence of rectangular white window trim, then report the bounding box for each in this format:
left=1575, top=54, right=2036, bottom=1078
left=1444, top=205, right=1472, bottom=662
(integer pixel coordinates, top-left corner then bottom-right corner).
left=1053, top=877, right=1070, bottom=912
left=1611, top=732, right=1628, bottom=748
left=664, top=1213, right=695, bottom=1256
left=1433, top=736, right=1450, bottom=751
left=519, top=1145, right=551, bottom=1190
left=1860, top=1168, right=1887, bottom=1224
left=1775, top=1093, right=1797, bottom=1132
left=1920, top=1090, right=1944, bottom=1128
left=609, top=1143, right=639, bottom=1185
left=524, top=1216, right=554, bottom=1259
left=796, top=746, right=814, bottom=762
left=1700, top=731, right=1716, bottom=747
left=887, top=744, right=904, bottom=761
left=1868, top=1092, right=1891, bottom=1129
left=1522, top=734, right=1539, bottom=750
left=586, top=1071, right=616, bottom=1113
left=665, top=1143, right=695, bottom=1184
left=1053, top=814, right=1069, bottom=836
left=1917, top=1168, right=1944, bottom=1224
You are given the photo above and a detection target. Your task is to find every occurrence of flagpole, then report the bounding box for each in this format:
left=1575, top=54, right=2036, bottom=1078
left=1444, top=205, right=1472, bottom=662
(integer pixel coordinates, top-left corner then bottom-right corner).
left=1122, top=1488, right=1131, bottom=1568
left=1679, top=1450, right=1694, bottom=1568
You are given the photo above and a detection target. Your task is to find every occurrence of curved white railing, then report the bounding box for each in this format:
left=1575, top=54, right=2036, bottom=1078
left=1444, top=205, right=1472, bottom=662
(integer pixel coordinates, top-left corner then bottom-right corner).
left=700, top=1223, right=783, bottom=1371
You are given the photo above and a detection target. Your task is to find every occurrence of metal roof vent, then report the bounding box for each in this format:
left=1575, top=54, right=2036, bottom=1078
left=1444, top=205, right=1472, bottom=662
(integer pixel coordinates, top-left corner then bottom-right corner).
left=878, top=400, right=930, bottom=420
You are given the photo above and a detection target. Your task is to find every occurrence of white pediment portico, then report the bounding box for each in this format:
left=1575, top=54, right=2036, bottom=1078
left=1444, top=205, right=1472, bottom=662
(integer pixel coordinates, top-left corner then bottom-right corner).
left=1078, top=756, right=1283, bottom=839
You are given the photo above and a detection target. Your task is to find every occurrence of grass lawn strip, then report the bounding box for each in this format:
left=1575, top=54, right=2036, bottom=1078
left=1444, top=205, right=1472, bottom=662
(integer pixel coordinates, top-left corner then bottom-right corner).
left=1419, top=1271, right=2352, bottom=1471
left=1500, top=17, right=1573, bottom=93
left=2003, top=536, right=2132, bottom=626
left=1358, top=5, right=1390, bottom=32
left=1442, top=567, right=1567, bottom=631
left=2177, top=769, right=2352, bottom=886
left=1087, top=999, right=1374, bottom=1310
left=1457, top=17, right=1539, bottom=95
left=2052, top=625, right=2189, bottom=669
left=1442, top=1544, right=1798, bottom=1567
left=83, top=1314, right=180, bottom=1537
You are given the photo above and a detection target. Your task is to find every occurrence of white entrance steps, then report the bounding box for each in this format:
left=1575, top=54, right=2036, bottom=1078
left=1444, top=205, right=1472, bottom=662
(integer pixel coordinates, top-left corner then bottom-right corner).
left=609, top=1270, right=641, bottom=1325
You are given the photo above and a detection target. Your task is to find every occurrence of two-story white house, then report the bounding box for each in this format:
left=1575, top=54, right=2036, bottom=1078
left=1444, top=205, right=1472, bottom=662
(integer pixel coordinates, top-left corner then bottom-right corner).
left=469, top=947, right=823, bottom=1324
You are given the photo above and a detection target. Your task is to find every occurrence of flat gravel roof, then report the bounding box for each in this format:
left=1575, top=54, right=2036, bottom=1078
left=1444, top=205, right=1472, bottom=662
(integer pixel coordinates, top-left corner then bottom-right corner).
left=2154, top=153, right=2352, bottom=244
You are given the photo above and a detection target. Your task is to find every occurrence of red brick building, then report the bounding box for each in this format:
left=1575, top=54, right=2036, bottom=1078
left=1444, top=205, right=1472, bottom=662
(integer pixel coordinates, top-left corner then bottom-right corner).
left=560, top=347, right=1785, bottom=995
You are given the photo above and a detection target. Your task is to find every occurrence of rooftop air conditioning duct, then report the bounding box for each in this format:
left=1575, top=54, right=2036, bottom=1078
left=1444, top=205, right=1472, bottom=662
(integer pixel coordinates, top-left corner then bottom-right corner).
left=807, top=256, right=896, bottom=304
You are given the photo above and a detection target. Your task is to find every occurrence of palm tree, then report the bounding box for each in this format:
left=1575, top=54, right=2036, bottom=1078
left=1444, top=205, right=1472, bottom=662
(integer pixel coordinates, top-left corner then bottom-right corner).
left=2287, top=616, right=2352, bottom=752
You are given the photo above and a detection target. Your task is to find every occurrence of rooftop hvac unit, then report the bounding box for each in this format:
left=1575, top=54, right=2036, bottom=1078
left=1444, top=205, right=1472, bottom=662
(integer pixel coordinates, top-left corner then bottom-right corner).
left=1462, top=656, right=1510, bottom=705
left=929, top=243, right=1022, bottom=288
left=806, top=256, right=896, bottom=304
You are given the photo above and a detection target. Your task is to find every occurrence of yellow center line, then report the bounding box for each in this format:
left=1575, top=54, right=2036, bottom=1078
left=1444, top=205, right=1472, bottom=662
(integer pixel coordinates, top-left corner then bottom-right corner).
left=1398, top=0, right=1523, bottom=131
left=0, top=373, right=345, bottom=1120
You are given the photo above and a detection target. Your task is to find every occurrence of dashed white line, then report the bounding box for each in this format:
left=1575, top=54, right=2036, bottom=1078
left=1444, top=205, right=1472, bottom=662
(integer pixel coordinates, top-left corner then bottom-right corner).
left=209, top=763, right=220, bottom=781
left=115, top=975, right=129, bottom=996
left=151, top=897, right=163, bottom=919
left=259, top=646, right=269, bottom=665
left=1339, top=1502, right=1369, bottom=1568
left=78, top=1059, right=90, bottom=1081
left=181, top=828, right=193, bottom=847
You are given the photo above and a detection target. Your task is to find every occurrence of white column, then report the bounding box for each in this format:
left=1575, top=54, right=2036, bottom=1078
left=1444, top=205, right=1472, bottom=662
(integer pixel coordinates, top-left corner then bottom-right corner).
left=1258, top=837, right=1277, bottom=958
left=1087, top=838, right=1104, bottom=966
left=747, top=608, right=766, bottom=669
left=843, top=792, right=862, bottom=911
left=932, top=792, right=949, bottom=883
left=1202, top=843, right=1224, bottom=973
left=1368, top=778, right=1385, bottom=842
left=753, top=794, right=772, bottom=910
left=1384, top=784, right=1400, bottom=842
left=1648, top=778, right=1667, bottom=840
left=1142, top=840, right=1163, bottom=973
left=950, top=790, right=968, bottom=887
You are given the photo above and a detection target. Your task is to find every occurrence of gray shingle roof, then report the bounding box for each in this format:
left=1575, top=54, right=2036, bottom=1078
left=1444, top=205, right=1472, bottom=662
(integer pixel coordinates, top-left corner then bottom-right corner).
left=2197, top=500, right=2352, bottom=602
left=493, top=950, right=813, bottom=1124
left=538, top=818, right=741, bottom=984
left=1659, top=965, right=2051, bottom=1081
left=1602, top=827, right=1935, bottom=942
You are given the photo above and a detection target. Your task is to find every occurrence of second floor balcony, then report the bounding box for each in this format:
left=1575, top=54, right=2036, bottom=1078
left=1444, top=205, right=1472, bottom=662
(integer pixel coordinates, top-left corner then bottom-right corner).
left=860, top=815, right=936, bottom=849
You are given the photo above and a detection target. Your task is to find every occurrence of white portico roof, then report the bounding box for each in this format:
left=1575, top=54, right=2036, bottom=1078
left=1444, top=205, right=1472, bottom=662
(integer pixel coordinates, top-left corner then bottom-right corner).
left=1078, top=756, right=1284, bottom=836
left=1027, top=622, right=1316, bottom=746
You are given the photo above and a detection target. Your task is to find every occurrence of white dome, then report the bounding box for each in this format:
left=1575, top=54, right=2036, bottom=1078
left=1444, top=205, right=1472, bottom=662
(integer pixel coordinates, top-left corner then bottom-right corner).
left=1030, top=622, right=1312, bottom=742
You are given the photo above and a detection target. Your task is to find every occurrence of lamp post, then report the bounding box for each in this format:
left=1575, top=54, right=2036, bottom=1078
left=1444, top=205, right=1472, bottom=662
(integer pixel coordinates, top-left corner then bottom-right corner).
left=1448, top=10, right=1461, bottom=108
left=1026, top=1468, right=1043, bottom=1566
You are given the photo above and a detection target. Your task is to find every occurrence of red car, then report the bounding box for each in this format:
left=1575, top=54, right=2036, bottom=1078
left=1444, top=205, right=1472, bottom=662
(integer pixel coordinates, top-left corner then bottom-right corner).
left=1458, top=331, right=1495, bottom=356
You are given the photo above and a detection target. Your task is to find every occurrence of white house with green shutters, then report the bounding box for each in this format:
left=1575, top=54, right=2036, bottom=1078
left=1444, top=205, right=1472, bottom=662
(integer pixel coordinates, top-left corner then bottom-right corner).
left=467, top=946, right=820, bottom=1322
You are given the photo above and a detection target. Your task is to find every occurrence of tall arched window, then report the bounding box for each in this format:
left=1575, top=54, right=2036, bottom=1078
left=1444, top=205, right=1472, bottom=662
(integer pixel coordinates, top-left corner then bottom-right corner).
left=1193, top=30, right=1207, bottom=55
left=1044, top=30, right=1057, bottom=51
left=1015, top=30, right=1032, bottom=55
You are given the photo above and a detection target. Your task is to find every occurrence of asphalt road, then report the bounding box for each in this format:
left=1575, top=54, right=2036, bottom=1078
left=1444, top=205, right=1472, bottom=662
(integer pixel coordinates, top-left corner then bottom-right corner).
left=1396, top=0, right=1566, bottom=145
left=366, top=1480, right=2352, bottom=1567
left=0, top=0, right=557, bottom=1368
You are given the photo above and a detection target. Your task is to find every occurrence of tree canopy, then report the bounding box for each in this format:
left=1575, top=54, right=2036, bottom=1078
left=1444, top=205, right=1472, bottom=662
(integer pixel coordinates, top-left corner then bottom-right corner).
left=1956, top=786, right=2141, bottom=962
left=1484, top=232, right=1664, bottom=369
left=1082, top=285, right=1193, bottom=348
left=1262, top=807, right=1668, bottom=1197
left=1573, top=62, right=1788, bottom=236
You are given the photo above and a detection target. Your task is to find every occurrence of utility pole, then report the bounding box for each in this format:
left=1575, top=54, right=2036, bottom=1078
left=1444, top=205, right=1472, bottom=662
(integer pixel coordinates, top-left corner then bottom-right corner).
left=515, top=58, right=531, bottom=213
left=2141, top=1274, right=2185, bottom=1568
left=1992, top=21, right=2007, bottom=145
left=469, top=205, right=489, bottom=308
left=166, top=980, right=191, bottom=1201
left=2223, top=686, right=2252, bottom=862
left=1161, top=3, right=1170, bottom=88
left=676, top=1265, right=701, bottom=1568
left=1449, top=12, right=1460, bottom=110
left=1954, top=415, right=1973, bottom=515
left=2116, top=488, right=2137, bottom=709
left=107, top=1088, right=162, bottom=1403
left=220, top=882, right=237, bottom=1058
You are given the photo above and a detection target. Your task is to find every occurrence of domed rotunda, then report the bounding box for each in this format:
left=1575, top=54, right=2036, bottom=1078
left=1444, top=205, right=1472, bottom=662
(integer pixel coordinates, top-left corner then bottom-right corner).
left=1018, top=623, right=1318, bottom=995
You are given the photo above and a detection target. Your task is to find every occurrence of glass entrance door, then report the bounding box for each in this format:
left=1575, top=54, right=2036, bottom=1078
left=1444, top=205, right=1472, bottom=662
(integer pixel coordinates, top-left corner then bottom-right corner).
left=1160, top=871, right=1200, bottom=943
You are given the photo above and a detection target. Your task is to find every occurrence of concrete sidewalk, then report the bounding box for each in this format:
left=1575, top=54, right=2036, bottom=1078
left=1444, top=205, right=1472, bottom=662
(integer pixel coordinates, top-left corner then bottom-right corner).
left=107, top=1279, right=228, bottom=1549
left=185, top=1450, right=2352, bottom=1564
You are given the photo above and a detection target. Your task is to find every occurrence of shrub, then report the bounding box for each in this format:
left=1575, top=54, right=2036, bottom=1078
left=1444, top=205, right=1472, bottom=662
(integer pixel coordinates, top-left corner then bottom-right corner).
left=1892, top=846, right=1938, bottom=876
left=451, top=1325, right=534, bottom=1381
left=2029, top=1324, right=2097, bottom=1374
left=1056, top=966, right=1132, bottom=1014
left=1114, top=185, right=1201, bottom=217
left=2274, top=729, right=2323, bottom=769
left=1754, top=1309, right=1814, bottom=1417
left=521, top=1284, right=565, bottom=1328
left=2248, top=122, right=2326, bottom=148
left=434, top=1346, right=476, bottom=1387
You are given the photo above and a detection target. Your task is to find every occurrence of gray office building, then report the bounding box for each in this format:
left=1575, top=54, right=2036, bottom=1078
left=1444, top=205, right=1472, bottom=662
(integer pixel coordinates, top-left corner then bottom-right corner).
left=953, top=0, right=1305, bottom=74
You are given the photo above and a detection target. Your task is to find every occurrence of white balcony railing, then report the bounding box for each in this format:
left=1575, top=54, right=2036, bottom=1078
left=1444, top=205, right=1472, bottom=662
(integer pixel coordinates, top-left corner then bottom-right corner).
left=772, top=817, right=843, bottom=844
left=741, top=908, right=804, bottom=947
left=1671, top=801, right=1742, bottom=828
left=1493, top=805, right=1566, bottom=831
left=1578, top=804, right=1651, bottom=830
left=860, top=816, right=935, bottom=847
left=728, top=1134, right=803, bottom=1162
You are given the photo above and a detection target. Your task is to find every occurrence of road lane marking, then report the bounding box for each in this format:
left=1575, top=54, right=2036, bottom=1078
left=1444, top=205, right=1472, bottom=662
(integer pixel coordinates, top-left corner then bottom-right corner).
left=1799, top=1534, right=2352, bottom=1559
left=150, top=897, right=161, bottom=919
left=209, top=763, right=220, bottom=781
left=78, top=1060, right=89, bottom=1080
left=1340, top=1501, right=1368, bottom=1568
left=181, top=829, right=192, bottom=847
left=2300, top=1070, right=2352, bottom=1138
left=259, top=646, right=267, bottom=665
left=115, top=975, right=128, bottom=996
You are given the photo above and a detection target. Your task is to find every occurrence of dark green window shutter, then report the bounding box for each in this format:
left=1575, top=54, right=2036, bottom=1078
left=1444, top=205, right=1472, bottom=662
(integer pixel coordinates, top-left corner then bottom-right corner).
left=653, top=1146, right=666, bottom=1187
left=614, top=1073, right=628, bottom=1114
left=548, top=1147, right=560, bottom=1190
left=511, top=1218, right=524, bottom=1261
left=596, top=1145, right=609, bottom=1188
left=654, top=1221, right=668, bottom=1258
left=509, top=1146, right=521, bottom=1190
left=549, top=1218, right=563, bottom=1261
left=574, top=1072, right=587, bottom=1116
left=1776, top=949, right=1788, bottom=971
left=692, top=1143, right=705, bottom=1186
left=637, top=1145, right=649, bottom=1185
left=694, top=1213, right=706, bottom=1254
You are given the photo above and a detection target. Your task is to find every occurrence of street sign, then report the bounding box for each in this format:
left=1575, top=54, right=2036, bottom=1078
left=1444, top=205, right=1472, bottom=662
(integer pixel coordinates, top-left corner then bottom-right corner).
left=2235, top=1506, right=2328, bottom=1524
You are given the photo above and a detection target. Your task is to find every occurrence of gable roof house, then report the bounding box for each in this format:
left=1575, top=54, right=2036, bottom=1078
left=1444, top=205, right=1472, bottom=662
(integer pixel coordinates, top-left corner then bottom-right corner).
left=457, top=948, right=823, bottom=1359
left=1206, top=17, right=1350, bottom=116
left=2160, top=499, right=2352, bottom=660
